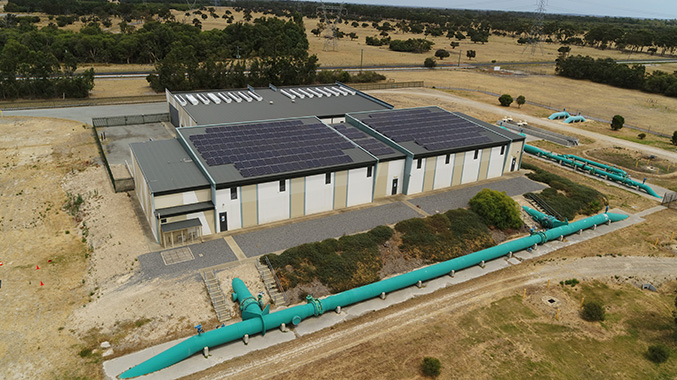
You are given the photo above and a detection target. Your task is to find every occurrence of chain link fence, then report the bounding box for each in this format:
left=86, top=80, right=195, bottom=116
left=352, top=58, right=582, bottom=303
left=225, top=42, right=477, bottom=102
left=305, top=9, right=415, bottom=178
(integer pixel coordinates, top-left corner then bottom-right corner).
left=350, top=81, right=424, bottom=90
left=92, top=113, right=169, bottom=128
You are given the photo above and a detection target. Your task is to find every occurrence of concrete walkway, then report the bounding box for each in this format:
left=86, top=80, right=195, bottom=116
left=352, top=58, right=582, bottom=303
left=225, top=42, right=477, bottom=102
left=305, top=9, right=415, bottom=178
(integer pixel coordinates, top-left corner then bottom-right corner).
left=103, top=205, right=667, bottom=380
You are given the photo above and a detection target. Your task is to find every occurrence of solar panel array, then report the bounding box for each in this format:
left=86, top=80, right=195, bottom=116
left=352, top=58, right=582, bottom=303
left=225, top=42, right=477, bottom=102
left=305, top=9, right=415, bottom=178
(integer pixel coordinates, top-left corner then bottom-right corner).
left=188, top=120, right=355, bottom=178
left=360, top=108, right=492, bottom=151
left=332, top=124, right=396, bottom=157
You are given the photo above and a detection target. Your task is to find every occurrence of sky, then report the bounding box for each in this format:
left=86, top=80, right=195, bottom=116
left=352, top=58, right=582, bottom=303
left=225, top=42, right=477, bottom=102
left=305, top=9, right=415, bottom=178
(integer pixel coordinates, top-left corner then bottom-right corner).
left=309, top=0, right=677, bottom=20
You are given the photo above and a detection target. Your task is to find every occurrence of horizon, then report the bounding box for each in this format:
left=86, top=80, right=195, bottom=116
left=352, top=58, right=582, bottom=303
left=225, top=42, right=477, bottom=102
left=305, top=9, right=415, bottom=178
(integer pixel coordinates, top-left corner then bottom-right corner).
left=306, top=0, right=677, bottom=20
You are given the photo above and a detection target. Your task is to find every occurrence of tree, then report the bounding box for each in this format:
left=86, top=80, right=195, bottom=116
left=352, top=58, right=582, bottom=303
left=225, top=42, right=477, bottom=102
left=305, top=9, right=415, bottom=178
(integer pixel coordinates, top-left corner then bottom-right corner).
left=672, top=131, right=677, bottom=146
left=435, top=49, right=450, bottom=60
left=498, top=94, right=513, bottom=107
left=516, top=95, right=526, bottom=108
left=466, top=50, right=476, bottom=60
left=424, top=57, right=436, bottom=68
left=450, top=41, right=459, bottom=49
left=557, top=45, right=571, bottom=57
left=638, top=133, right=646, bottom=140
left=469, top=188, right=522, bottom=230
left=348, top=32, right=358, bottom=41
left=581, top=301, right=605, bottom=321
left=646, top=344, right=669, bottom=363
left=611, top=114, right=625, bottom=130
left=421, top=357, right=441, bottom=378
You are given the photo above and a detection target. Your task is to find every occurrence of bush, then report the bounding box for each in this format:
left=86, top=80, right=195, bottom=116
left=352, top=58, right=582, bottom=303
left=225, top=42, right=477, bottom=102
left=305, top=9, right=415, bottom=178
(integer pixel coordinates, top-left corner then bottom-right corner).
left=611, top=114, right=625, bottom=131
left=638, top=133, right=646, bottom=140
left=646, top=344, right=669, bottom=363
left=469, top=189, right=523, bottom=230
left=581, top=301, right=605, bottom=322
left=521, top=162, right=606, bottom=220
left=424, top=57, right=437, bottom=68
left=434, top=49, right=450, bottom=60
left=389, top=38, right=434, bottom=53
left=498, top=94, right=513, bottom=107
left=421, top=357, right=442, bottom=377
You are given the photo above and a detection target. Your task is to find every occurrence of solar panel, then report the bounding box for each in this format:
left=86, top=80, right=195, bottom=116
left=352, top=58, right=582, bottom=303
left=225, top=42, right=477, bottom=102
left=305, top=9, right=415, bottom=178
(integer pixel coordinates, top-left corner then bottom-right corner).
left=356, top=108, right=493, bottom=151
left=188, top=120, right=358, bottom=177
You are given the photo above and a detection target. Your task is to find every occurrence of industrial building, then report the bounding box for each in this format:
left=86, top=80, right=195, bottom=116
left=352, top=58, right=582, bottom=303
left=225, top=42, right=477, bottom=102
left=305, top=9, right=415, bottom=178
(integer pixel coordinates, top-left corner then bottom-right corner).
left=130, top=84, right=525, bottom=246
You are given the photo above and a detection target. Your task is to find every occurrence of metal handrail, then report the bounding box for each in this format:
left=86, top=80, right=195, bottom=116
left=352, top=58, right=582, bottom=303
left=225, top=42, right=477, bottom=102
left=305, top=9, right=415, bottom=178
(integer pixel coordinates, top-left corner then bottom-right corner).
left=264, top=256, right=289, bottom=305
left=525, top=193, right=565, bottom=222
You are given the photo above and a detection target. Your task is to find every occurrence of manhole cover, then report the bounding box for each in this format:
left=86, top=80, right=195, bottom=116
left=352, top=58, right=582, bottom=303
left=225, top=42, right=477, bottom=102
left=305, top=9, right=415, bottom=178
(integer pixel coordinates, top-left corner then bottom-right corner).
left=161, top=247, right=195, bottom=265
left=541, top=296, right=561, bottom=307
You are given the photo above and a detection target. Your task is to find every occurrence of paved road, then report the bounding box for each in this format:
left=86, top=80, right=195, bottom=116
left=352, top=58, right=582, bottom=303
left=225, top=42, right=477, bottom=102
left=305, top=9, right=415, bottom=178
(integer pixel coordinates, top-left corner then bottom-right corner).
left=370, top=88, right=677, bottom=162
left=2, top=102, right=167, bottom=124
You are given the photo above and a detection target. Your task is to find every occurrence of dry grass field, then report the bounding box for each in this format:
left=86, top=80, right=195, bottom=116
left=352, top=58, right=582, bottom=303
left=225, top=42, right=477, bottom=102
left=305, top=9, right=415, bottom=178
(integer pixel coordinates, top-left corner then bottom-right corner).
left=381, top=69, right=677, bottom=136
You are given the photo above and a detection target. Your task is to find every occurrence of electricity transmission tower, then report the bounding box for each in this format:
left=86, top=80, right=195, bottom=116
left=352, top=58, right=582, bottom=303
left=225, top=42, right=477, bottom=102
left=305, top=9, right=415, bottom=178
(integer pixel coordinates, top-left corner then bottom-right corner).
left=523, top=0, right=547, bottom=55
left=318, top=1, right=346, bottom=52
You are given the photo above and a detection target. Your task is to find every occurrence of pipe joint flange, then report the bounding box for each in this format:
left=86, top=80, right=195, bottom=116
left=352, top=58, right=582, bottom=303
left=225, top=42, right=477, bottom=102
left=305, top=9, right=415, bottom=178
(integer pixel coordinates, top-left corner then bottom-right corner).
left=305, top=294, right=323, bottom=316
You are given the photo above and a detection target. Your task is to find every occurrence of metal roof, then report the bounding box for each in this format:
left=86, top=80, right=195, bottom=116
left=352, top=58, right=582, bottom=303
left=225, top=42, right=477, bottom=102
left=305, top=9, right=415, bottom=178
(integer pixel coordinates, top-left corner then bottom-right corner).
left=171, top=84, right=392, bottom=126
left=161, top=218, right=202, bottom=232
left=348, top=107, right=525, bottom=157
left=130, top=139, right=210, bottom=194
left=178, top=117, right=377, bottom=188
left=330, top=123, right=406, bottom=161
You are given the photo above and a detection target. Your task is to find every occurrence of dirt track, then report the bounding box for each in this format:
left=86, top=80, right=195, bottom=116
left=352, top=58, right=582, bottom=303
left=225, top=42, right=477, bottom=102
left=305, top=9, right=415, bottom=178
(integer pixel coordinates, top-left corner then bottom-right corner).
left=189, top=255, right=677, bottom=380
left=369, top=88, right=677, bottom=162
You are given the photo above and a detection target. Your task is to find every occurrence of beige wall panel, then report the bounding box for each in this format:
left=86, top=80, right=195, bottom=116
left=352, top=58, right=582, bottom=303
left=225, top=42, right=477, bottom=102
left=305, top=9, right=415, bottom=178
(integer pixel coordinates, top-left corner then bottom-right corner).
left=478, top=148, right=491, bottom=181
left=155, top=193, right=184, bottom=209
left=290, top=178, right=305, bottom=218
left=195, top=188, right=211, bottom=202
left=204, top=210, right=215, bottom=234
left=165, top=214, right=187, bottom=223
left=241, top=184, right=258, bottom=228
left=423, top=157, right=436, bottom=192
left=373, top=162, right=388, bottom=199
left=452, top=152, right=464, bottom=186
left=333, top=171, right=348, bottom=209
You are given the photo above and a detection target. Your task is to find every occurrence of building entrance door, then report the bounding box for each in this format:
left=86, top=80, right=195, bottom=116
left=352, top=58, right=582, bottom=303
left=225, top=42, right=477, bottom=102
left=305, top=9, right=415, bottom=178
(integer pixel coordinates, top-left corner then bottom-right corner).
left=391, top=178, right=398, bottom=195
left=510, top=157, right=516, bottom=171
left=219, top=212, right=228, bottom=232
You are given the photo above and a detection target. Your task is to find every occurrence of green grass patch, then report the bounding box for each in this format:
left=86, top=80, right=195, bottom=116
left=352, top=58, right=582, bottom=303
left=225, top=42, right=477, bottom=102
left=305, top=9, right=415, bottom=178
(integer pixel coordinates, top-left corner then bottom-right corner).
left=522, top=162, right=607, bottom=220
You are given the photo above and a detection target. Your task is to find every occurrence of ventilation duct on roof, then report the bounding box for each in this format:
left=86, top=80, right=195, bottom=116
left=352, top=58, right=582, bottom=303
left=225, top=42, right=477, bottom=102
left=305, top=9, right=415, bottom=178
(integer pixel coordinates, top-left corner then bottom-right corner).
left=248, top=90, right=263, bottom=101
left=174, top=94, right=188, bottom=106
left=185, top=94, right=199, bottom=105
left=339, top=86, right=356, bottom=95
left=206, top=93, right=221, bottom=104
left=306, top=88, right=322, bottom=97
left=280, top=89, right=296, bottom=99
left=288, top=89, right=305, bottom=99
left=217, top=92, right=232, bottom=103
left=195, top=93, right=210, bottom=104
left=228, top=92, right=242, bottom=103
left=324, top=87, right=342, bottom=96
left=297, top=88, right=313, bottom=98
left=334, top=87, right=350, bottom=96
left=238, top=91, right=253, bottom=102
left=315, top=87, right=331, bottom=97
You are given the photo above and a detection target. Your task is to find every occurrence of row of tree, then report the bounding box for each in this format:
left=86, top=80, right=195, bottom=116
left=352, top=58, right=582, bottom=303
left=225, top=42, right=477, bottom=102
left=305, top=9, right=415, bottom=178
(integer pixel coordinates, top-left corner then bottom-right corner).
left=555, top=55, right=677, bottom=98
left=0, top=16, right=308, bottom=65
left=0, top=39, right=94, bottom=99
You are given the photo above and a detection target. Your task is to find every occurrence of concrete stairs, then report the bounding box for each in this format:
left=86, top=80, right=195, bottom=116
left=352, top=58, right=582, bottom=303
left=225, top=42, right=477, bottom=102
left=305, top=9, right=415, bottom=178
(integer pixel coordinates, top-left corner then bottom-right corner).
left=255, top=260, right=287, bottom=307
left=202, top=269, right=231, bottom=323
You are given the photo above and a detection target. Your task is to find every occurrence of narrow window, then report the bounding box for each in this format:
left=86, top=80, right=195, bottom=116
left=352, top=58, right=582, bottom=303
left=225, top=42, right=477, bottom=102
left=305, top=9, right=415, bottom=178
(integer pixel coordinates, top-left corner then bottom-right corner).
left=367, top=166, right=373, bottom=178
left=417, top=158, right=422, bottom=169
left=160, top=218, right=167, bottom=224
left=474, top=150, right=479, bottom=160
left=279, top=180, right=286, bottom=192
left=500, top=145, right=506, bottom=155
left=325, top=172, right=331, bottom=184
left=445, top=154, right=450, bottom=164
left=230, top=187, right=237, bottom=200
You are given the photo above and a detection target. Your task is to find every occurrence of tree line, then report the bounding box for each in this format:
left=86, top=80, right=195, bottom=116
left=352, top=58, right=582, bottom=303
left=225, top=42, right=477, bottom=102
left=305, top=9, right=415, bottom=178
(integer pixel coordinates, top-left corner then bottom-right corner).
left=146, top=15, right=319, bottom=92
left=556, top=55, right=677, bottom=98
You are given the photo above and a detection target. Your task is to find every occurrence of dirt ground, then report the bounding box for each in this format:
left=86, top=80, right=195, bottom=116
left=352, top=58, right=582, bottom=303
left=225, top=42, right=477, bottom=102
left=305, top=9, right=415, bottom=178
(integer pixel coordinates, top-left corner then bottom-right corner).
left=0, top=115, right=268, bottom=379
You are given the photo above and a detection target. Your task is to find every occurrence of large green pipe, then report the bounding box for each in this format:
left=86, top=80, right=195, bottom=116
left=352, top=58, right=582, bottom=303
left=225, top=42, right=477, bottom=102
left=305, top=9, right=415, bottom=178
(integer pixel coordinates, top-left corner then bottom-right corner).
left=119, top=212, right=628, bottom=378
left=524, top=144, right=661, bottom=198
left=523, top=206, right=568, bottom=228
left=564, top=154, right=627, bottom=177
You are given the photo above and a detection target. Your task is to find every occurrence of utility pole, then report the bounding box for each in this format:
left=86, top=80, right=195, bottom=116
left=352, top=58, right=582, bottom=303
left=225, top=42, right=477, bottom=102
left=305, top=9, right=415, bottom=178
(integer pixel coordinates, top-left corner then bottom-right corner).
left=458, top=49, right=462, bottom=67
left=360, top=49, right=364, bottom=72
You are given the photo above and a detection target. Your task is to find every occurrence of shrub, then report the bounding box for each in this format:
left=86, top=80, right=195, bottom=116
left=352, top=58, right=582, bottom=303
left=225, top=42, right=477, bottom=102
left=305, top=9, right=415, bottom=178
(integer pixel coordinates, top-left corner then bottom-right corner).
left=646, top=344, right=669, bottom=363
left=434, top=49, right=450, bottom=60
left=469, top=189, right=523, bottom=230
left=424, top=57, right=437, bottom=68
left=611, top=114, right=624, bottom=131
left=389, top=38, right=434, bottom=53
left=421, top=356, right=442, bottom=377
left=581, top=301, right=605, bottom=322
left=498, top=94, right=513, bottom=107
left=368, top=225, right=393, bottom=244
left=521, top=162, right=606, bottom=220
left=638, top=133, right=646, bottom=140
